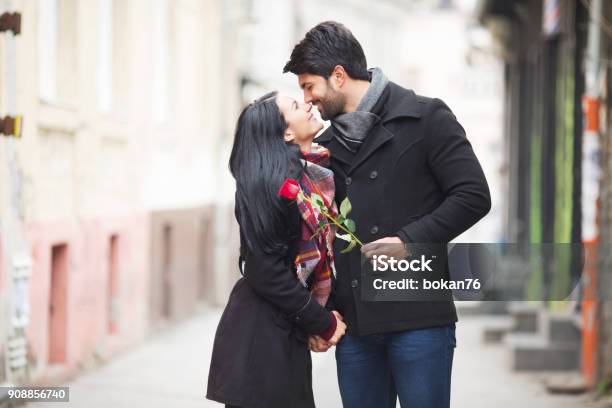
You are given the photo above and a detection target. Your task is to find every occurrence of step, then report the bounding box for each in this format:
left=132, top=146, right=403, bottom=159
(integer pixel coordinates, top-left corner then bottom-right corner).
left=507, top=302, right=542, bottom=314
left=543, top=373, right=588, bottom=395
left=508, top=303, right=541, bottom=333
left=480, top=301, right=510, bottom=315
left=455, top=301, right=485, bottom=316
left=455, top=301, right=510, bottom=317
left=547, top=314, right=581, bottom=343
left=505, top=333, right=579, bottom=371
left=482, top=316, right=513, bottom=344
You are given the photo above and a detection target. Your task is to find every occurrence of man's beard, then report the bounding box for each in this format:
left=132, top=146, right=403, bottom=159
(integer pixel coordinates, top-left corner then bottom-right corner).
left=318, top=89, right=345, bottom=121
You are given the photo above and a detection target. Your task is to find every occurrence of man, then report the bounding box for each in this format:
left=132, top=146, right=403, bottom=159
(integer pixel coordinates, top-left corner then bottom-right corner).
left=283, top=21, right=491, bottom=408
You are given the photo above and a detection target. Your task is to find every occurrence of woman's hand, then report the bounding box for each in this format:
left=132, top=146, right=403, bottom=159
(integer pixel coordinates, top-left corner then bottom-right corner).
left=308, top=311, right=346, bottom=352
left=308, top=335, right=330, bottom=352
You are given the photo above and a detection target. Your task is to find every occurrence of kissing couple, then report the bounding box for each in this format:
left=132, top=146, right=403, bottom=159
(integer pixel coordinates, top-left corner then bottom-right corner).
left=206, top=21, right=491, bottom=408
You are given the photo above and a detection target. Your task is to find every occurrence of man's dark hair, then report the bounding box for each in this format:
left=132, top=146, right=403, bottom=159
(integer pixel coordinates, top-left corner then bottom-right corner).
left=283, top=21, right=369, bottom=80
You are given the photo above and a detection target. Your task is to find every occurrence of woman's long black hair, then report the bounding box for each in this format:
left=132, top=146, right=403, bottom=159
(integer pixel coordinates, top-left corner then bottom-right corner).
left=229, top=91, right=302, bottom=254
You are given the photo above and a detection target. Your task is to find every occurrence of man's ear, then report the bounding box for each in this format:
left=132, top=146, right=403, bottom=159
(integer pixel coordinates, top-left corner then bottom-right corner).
left=331, top=65, right=347, bottom=88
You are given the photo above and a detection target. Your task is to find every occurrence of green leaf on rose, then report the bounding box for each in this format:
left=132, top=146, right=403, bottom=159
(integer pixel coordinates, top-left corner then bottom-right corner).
left=310, top=193, right=324, bottom=208
left=340, top=197, right=352, bottom=217
left=344, top=219, right=356, bottom=233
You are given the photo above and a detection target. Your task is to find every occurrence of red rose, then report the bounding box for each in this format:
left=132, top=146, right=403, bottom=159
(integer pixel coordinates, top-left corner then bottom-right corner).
left=278, top=178, right=300, bottom=201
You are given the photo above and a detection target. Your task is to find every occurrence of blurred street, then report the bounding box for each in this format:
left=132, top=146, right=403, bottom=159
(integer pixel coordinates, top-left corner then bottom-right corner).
left=2, top=0, right=612, bottom=405
left=25, top=305, right=607, bottom=408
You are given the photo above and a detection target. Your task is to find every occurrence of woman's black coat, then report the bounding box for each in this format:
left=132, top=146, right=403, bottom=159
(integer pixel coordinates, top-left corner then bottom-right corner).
left=206, top=198, right=333, bottom=408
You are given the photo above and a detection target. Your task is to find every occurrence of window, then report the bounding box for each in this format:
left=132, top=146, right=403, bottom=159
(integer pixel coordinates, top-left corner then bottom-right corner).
left=152, top=0, right=169, bottom=124
left=97, top=0, right=131, bottom=115
left=38, top=0, right=77, bottom=103
left=97, top=0, right=113, bottom=112
left=38, top=0, right=58, bottom=101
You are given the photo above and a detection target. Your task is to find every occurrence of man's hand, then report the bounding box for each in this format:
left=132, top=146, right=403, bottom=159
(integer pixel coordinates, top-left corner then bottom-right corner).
left=361, top=236, right=408, bottom=260
left=308, top=310, right=347, bottom=352
left=329, top=310, right=346, bottom=345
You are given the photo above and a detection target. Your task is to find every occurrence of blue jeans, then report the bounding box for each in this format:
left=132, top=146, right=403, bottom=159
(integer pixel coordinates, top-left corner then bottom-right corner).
left=335, top=324, right=456, bottom=408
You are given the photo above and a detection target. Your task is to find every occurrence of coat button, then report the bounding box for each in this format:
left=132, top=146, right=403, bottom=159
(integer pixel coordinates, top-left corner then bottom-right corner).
left=294, top=315, right=301, bottom=322
left=351, top=279, right=359, bottom=288
left=370, top=171, right=378, bottom=180
left=370, top=225, right=379, bottom=235
left=345, top=177, right=352, bottom=186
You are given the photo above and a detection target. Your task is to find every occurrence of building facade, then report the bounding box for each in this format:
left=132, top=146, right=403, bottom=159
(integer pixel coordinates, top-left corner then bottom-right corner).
left=0, top=0, right=244, bottom=387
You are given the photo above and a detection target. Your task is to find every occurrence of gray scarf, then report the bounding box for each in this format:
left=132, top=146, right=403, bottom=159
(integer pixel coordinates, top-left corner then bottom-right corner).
left=331, top=67, right=389, bottom=153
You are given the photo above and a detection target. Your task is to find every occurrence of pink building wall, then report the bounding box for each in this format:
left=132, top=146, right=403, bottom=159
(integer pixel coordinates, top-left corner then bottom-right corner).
left=149, top=206, right=215, bottom=328
left=26, top=213, right=151, bottom=384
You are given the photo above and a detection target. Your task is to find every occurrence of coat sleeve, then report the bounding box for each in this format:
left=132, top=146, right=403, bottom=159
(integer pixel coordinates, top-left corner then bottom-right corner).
left=396, top=99, right=491, bottom=244
left=239, top=202, right=334, bottom=335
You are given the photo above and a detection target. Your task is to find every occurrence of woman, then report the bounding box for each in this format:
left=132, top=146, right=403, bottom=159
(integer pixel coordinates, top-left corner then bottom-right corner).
left=206, top=91, right=346, bottom=408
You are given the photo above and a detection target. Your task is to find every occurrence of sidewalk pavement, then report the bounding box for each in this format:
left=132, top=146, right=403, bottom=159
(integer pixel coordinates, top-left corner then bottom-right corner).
left=25, top=305, right=608, bottom=408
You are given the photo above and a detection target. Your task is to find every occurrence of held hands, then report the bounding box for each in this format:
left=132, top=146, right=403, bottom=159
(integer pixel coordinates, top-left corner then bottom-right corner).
left=308, top=311, right=346, bottom=352
left=308, top=237, right=406, bottom=353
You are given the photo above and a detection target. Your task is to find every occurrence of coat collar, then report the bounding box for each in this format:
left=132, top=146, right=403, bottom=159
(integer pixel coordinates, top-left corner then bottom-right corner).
left=315, top=82, right=422, bottom=145
left=315, top=128, right=352, bottom=167
left=314, top=82, right=423, bottom=175
left=315, top=122, right=394, bottom=175
left=381, top=82, right=423, bottom=123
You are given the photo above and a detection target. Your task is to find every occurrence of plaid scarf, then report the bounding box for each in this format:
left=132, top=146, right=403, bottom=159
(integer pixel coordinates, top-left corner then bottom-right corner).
left=295, top=144, right=337, bottom=306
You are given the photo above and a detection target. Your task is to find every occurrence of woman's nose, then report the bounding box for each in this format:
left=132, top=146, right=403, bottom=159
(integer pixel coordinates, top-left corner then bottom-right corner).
left=302, top=102, right=312, bottom=112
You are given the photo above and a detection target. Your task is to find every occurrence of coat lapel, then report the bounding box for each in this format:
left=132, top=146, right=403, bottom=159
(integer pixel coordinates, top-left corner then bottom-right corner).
left=314, top=82, right=425, bottom=175
left=346, top=84, right=424, bottom=174
left=314, top=128, right=352, bottom=170
left=347, top=123, right=394, bottom=174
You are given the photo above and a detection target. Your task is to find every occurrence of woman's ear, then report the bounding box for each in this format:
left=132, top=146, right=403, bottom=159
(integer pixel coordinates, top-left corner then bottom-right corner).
left=284, top=129, right=294, bottom=143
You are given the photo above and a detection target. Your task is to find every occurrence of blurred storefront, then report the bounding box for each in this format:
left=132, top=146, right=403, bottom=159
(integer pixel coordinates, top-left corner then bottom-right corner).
left=477, top=0, right=612, bottom=392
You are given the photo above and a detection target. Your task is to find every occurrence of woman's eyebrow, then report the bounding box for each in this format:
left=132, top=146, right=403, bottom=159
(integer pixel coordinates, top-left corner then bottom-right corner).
left=292, top=101, right=298, bottom=110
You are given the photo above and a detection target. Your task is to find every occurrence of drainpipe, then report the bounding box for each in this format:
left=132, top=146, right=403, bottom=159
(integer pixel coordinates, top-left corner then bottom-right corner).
left=581, top=0, right=603, bottom=390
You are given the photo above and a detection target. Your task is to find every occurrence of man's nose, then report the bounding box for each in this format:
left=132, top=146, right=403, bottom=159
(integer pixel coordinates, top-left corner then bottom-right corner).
left=303, top=93, right=313, bottom=104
